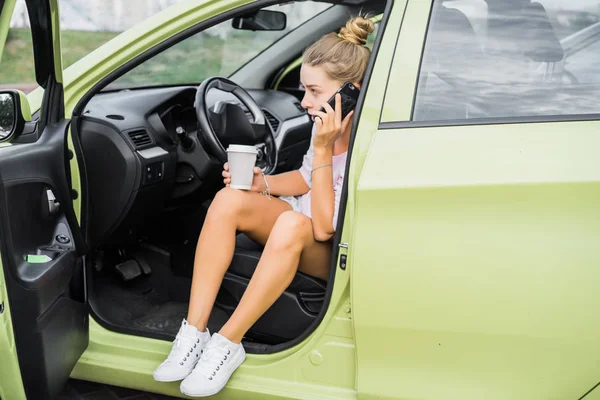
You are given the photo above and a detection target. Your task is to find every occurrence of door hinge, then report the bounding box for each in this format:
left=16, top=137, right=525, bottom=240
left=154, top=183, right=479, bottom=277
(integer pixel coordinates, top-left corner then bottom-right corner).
left=338, top=242, right=348, bottom=270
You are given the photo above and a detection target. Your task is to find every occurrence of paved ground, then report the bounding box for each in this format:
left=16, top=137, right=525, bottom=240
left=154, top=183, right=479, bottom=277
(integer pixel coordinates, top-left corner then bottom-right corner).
left=59, top=379, right=181, bottom=400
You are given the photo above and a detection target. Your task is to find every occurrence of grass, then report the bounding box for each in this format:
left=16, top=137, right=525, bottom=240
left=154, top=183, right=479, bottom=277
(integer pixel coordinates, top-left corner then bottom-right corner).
left=108, top=30, right=278, bottom=89
left=1, top=24, right=377, bottom=91
left=1, top=28, right=119, bottom=86
left=1, top=27, right=278, bottom=91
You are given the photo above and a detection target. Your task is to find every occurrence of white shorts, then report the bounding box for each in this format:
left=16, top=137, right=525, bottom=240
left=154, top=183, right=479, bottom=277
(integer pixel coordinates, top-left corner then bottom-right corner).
left=278, top=195, right=304, bottom=214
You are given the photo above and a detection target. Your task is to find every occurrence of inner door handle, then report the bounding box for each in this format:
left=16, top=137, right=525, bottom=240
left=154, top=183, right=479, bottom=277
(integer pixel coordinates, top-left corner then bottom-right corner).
left=46, top=189, right=60, bottom=215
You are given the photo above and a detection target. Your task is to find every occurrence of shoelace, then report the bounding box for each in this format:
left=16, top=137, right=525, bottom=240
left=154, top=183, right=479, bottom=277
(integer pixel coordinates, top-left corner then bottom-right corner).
left=193, top=344, right=232, bottom=380
left=165, top=334, right=201, bottom=366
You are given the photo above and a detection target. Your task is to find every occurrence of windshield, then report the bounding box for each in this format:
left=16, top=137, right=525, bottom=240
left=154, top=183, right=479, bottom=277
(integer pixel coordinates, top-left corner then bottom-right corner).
left=106, top=2, right=331, bottom=90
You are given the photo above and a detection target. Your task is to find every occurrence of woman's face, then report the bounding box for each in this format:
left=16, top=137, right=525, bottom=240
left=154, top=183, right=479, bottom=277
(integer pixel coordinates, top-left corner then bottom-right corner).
left=300, top=63, right=343, bottom=122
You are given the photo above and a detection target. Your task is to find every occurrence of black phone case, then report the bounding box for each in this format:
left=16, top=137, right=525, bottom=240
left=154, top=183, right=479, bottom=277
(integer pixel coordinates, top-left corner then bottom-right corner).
left=321, top=82, right=360, bottom=120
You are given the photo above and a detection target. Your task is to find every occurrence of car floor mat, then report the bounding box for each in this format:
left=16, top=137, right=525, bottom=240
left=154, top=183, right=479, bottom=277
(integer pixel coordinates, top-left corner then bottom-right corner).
left=131, top=301, right=230, bottom=337
left=91, top=274, right=230, bottom=340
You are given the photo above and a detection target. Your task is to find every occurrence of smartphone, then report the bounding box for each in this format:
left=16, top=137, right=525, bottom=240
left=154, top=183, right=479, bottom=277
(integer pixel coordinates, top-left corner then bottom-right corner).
left=319, top=81, right=360, bottom=120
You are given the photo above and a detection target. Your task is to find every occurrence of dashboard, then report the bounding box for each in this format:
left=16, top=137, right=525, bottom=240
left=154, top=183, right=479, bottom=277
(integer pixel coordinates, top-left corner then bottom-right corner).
left=79, top=85, right=312, bottom=248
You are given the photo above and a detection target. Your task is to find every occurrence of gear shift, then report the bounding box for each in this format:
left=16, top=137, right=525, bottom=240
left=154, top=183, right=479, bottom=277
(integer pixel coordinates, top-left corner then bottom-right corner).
left=176, top=126, right=194, bottom=151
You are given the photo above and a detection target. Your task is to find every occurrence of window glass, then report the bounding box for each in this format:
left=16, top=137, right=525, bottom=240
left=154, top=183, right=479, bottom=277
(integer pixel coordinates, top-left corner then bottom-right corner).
left=107, top=2, right=331, bottom=90
left=366, top=19, right=381, bottom=49
left=1, top=1, right=44, bottom=94
left=2, top=0, right=183, bottom=93
left=59, top=0, right=186, bottom=70
left=414, top=0, right=600, bottom=121
left=58, top=0, right=189, bottom=68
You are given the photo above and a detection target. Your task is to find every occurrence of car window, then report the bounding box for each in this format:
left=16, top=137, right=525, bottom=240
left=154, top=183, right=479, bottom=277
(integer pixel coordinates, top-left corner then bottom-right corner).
left=1, top=1, right=44, bottom=95
left=3, top=0, right=179, bottom=95
left=563, top=30, right=600, bottom=84
left=366, top=18, right=382, bottom=50
left=413, top=0, right=600, bottom=121
left=106, top=2, right=331, bottom=90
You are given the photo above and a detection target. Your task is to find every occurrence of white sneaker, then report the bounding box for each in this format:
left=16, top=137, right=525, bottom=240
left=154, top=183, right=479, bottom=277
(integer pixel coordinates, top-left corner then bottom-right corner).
left=153, top=319, right=211, bottom=382
left=180, top=333, right=246, bottom=397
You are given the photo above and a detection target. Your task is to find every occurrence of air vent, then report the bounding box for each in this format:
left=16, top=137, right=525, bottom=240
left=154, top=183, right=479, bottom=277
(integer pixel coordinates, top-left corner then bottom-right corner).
left=263, top=110, right=280, bottom=132
left=127, top=129, right=152, bottom=148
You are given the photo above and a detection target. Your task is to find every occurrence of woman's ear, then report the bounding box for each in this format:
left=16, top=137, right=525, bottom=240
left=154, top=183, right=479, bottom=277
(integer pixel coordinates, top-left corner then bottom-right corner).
left=353, top=81, right=361, bottom=89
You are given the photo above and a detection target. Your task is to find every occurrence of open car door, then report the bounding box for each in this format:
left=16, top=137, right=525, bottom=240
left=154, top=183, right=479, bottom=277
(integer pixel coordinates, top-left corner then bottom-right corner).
left=0, top=1, right=89, bottom=399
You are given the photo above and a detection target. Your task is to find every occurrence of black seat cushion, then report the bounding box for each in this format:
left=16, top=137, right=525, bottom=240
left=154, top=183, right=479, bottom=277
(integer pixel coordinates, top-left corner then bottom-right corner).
left=230, top=233, right=327, bottom=292
left=218, top=233, right=327, bottom=342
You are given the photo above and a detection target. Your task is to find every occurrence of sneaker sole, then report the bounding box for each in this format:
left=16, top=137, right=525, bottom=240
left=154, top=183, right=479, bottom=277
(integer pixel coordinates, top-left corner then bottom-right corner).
left=153, top=372, right=192, bottom=383
left=179, top=351, right=246, bottom=397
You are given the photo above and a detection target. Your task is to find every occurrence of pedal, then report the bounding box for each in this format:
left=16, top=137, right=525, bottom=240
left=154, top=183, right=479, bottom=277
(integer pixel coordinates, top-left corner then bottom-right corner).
left=115, top=259, right=143, bottom=281
left=136, top=256, right=152, bottom=275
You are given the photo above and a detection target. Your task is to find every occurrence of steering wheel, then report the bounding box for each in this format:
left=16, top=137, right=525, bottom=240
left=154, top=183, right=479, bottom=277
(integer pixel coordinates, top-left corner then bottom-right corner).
left=195, top=77, right=277, bottom=175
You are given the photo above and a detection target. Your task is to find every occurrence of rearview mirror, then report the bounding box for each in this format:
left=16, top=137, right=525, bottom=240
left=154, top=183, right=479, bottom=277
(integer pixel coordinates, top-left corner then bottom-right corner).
left=0, top=90, right=32, bottom=142
left=232, top=10, right=287, bottom=31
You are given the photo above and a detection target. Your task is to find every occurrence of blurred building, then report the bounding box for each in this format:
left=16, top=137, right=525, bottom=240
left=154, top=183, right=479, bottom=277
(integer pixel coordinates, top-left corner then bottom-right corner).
left=10, top=0, right=329, bottom=32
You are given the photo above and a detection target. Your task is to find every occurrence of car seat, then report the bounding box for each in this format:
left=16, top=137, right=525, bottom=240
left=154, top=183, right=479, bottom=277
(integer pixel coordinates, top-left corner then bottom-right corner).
left=216, top=233, right=327, bottom=344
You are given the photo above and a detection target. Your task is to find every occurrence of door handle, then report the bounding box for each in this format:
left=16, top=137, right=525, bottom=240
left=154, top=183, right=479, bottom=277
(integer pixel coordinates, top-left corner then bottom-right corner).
left=46, top=189, right=60, bottom=215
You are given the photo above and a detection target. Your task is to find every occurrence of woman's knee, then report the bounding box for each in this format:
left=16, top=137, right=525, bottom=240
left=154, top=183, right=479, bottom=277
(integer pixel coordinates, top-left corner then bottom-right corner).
left=269, top=211, right=312, bottom=252
left=208, top=187, right=247, bottom=218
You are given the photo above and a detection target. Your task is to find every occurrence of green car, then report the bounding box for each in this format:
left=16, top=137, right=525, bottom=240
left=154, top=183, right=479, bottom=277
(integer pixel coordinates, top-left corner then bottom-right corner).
left=1, top=0, right=600, bottom=399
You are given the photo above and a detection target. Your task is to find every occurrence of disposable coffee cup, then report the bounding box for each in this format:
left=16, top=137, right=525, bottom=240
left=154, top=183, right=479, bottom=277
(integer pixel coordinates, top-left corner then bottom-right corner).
left=227, top=145, right=258, bottom=190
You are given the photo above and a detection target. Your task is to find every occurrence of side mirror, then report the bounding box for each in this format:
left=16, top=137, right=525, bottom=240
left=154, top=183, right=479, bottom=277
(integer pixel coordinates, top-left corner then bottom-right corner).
left=232, top=10, right=287, bottom=31
left=0, top=90, right=32, bottom=142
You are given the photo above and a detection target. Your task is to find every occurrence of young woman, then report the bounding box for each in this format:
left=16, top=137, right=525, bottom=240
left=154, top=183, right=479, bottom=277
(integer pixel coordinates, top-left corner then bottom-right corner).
left=153, top=15, right=375, bottom=397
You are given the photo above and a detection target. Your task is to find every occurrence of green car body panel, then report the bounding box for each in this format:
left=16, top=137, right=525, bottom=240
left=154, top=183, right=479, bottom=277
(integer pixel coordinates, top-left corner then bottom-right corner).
left=587, top=387, right=600, bottom=400
left=2, top=0, right=600, bottom=399
left=0, top=258, right=26, bottom=400
left=354, top=1, right=600, bottom=399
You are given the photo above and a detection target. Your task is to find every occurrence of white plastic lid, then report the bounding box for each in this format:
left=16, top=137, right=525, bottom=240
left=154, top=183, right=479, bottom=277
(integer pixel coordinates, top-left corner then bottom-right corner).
left=226, top=144, right=258, bottom=154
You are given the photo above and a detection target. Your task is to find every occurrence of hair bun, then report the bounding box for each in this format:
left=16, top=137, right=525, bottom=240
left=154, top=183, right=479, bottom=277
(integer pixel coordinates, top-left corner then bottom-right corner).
left=339, top=16, right=375, bottom=46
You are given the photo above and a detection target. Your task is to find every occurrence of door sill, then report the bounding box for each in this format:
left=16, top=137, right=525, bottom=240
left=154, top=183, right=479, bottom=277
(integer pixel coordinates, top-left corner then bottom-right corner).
left=71, top=318, right=356, bottom=400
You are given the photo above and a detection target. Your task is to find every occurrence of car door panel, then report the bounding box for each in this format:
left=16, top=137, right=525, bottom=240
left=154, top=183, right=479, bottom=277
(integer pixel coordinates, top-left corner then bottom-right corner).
left=354, top=121, right=600, bottom=400
left=582, top=384, right=600, bottom=400
left=0, top=0, right=89, bottom=398
left=350, top=0, right=600, bottom=398
left=0, top=120, right=88, bottom=400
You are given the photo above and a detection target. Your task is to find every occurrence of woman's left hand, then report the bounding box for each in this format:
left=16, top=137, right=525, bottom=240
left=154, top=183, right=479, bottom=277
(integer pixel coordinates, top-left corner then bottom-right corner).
left=313, top=93, right=354, bottom=150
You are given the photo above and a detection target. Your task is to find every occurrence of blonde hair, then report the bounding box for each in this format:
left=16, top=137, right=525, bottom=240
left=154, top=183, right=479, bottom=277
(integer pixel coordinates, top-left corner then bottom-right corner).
left=303, top=16, right=375, bottom=84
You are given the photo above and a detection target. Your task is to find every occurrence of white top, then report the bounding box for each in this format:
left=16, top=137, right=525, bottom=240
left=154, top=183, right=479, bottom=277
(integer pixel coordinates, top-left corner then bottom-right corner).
left=279, top=125, right=347, bottom=231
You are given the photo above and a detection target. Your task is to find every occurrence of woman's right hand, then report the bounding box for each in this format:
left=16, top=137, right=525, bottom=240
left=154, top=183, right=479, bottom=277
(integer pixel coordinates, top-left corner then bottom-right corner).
left=222, top=163, right=266, bottom=192
left=313, top=93, right=354, bottom=151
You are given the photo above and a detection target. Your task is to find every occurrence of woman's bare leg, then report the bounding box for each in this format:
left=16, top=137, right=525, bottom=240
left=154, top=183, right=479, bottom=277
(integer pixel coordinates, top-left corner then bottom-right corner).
left=219, top=211, right=332, bottom=343
left=185, top=187, right=292, bottom=331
